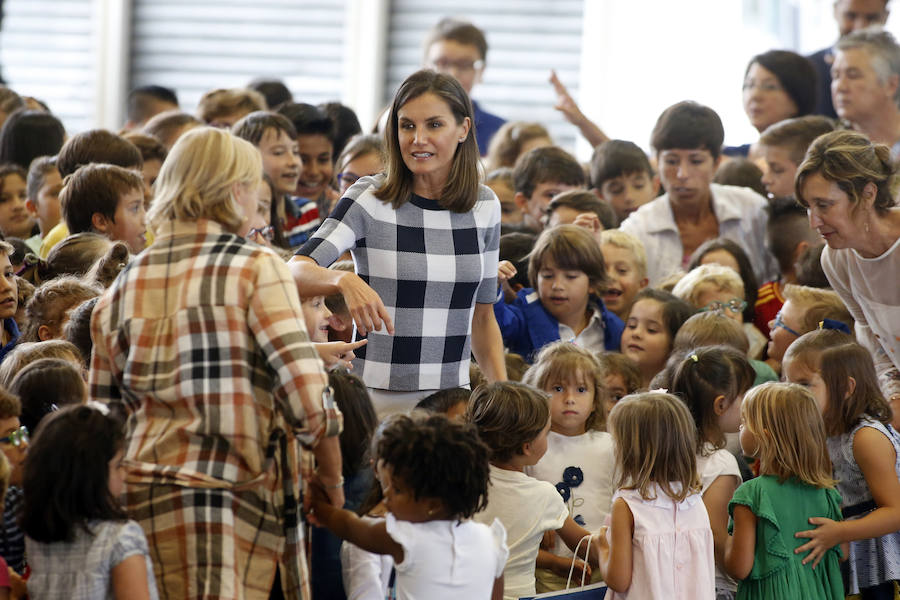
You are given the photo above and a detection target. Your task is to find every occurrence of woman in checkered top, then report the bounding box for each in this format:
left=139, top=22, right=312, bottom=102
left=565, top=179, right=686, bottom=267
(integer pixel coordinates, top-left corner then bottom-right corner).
left=291, top=69, right=507, bottom=416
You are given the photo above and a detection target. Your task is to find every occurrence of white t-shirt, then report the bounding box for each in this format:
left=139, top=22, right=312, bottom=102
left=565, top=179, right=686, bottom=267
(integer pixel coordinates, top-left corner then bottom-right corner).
left=340, top=516, right=394, bottom=600
left=474, top=465, right=569, bottom=600
left=385, top=513, right=508, bottom=600
left=696, top=445, right=742, bottom=594
left=525, top=430, right=615, bottom=557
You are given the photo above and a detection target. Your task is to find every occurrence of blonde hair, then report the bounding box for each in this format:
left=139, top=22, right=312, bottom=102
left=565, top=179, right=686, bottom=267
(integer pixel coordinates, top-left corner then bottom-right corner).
left=782, top=284, right=854, bottom=335
left=523, top=341, right=608, bottom=431
left=196, top=88, right=267, bottom=124
left=673, top=311, right=749, bottom=355
left=22, top=277, right=102, bottom=343
left=0, top=339, right=82, bottom=387
left=608, top=392, right=700, bottom=502
left=599, top=229, right=648, bottom=279
left=741, top=382, right=836, bottom=488
left=671, top=263, right=745, bottom=309
left=148, top=127, right=262, bottom=234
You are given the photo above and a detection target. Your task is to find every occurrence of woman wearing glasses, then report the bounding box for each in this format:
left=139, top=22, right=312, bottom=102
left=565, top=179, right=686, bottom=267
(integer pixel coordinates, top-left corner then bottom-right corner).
left=796, top=130, right=900, bottom=425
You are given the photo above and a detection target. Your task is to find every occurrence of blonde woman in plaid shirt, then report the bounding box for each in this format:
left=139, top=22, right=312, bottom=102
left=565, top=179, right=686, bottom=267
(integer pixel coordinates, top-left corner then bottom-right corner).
left=291, top=70, right=506, bottom=416
left=89, top=127, right=344, bottom=599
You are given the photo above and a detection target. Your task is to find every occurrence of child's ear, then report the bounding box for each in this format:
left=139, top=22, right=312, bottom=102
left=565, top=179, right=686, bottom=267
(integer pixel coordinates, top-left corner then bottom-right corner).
left=712, top=394, right=728, bottom=416
left=514, top=191, right=529, bottom=212
left=25, top=198, right=37, bottom=217
left=638, top=276, right=649, bottom=290
left=846, top=376, right=856, bottom=398
left=91, top=212, right=111, bottom=234
left=37, top=324, right=53, bottom=342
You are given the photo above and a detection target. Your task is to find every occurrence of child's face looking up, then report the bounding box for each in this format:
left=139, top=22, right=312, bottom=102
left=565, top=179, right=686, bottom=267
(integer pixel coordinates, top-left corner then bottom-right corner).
left=599, top=171, right=655, bottom=223
left=536, top=257, right=592, bottom=330
left=621, top=298, right=671, bottom=380
left=301, top=295, right=332, bottom=343
left=296, top=134, right=333, bottom=200
left=601, top=243, right=647, bottom=318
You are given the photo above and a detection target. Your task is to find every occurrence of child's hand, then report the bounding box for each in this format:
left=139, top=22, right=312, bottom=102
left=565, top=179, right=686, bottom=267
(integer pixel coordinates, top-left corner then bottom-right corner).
left=549, top=70, right=586, bottom=127
left=315, top=339, right=367, bottom=370
left=306, top=478, right=332, bottom=528
left=571, top=212, right=602, bottom=234
left=8, top=567, right=26, bottom=600
left=794, top=516, right=842, bottom=568
left=548, top=554, right=591, bottom=580
left=497, top=260, right=517, bottom=283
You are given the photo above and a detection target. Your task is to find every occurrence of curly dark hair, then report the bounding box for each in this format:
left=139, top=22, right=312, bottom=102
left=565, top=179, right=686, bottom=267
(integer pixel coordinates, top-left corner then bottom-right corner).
left=22, top=404, right=127, bottom=543
left=377, top=414, right=490, bottom=521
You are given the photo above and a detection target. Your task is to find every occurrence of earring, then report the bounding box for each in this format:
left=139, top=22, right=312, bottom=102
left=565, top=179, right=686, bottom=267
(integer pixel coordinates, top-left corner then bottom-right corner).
left=458, top=138, right=465, bottom=143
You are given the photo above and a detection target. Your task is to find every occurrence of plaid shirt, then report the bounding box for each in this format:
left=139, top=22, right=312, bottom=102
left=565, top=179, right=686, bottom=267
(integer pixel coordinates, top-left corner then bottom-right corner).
left=298, top=175, right=501, bottom=391
left=90, top=219, right=339, bottom=599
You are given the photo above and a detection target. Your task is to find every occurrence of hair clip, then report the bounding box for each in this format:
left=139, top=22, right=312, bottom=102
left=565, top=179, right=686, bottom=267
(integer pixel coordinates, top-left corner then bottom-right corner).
left=818, top=319, right=851, bottom=335
left=690, top=354, right=699, bottom=362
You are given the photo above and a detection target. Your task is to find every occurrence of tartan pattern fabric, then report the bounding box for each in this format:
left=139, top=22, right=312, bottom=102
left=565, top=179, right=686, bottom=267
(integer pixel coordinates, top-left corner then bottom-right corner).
left=298, top=175, right=501, bottom=391
left=90, top=219, right=338, bottom=599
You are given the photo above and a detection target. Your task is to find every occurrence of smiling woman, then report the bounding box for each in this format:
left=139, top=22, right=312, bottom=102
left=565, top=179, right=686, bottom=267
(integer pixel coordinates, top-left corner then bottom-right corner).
left=796, top=130, right=900, bottom=424
left=290, top=70, right=506, bottom=416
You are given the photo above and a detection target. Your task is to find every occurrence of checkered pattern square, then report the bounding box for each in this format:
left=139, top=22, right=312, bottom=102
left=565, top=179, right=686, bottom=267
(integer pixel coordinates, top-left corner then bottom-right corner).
left=298, top=175, right=501, bottom=391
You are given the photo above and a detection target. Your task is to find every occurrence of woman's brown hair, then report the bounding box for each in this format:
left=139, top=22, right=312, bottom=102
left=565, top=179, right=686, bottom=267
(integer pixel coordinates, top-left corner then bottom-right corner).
left=375, top=69, right=480, bottom=213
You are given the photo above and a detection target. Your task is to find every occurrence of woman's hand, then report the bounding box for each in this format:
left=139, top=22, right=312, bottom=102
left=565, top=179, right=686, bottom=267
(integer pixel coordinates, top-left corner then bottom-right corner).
left=315, top=339, right=368, bottom=369
left=794, top=517, right=842, bottom=568
left=336, top=271, right=394, bottom=337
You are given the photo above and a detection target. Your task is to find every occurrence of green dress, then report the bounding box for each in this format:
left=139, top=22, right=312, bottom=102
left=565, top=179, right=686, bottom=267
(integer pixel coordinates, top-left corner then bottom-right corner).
left=727, top=475, right=844, bottom=600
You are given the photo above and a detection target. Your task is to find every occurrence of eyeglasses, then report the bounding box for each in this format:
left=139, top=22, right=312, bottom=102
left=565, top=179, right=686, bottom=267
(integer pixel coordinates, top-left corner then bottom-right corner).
left=742, top=80, right=783, bottom=93
left=700, top=298, right=747, bottom=314
left=248, top=225, right=274, bottom=242
left=773, top=310, right=802, bottom=337
left=0, top=425, right=28, bottom=448
left=429, top=58, right=484, bottom=73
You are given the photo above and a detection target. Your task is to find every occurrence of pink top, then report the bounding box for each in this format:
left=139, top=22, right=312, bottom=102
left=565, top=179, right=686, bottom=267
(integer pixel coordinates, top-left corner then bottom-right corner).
left=0, top=555, right=9, bottom=588
left=606, top=485, right=715, bottom=600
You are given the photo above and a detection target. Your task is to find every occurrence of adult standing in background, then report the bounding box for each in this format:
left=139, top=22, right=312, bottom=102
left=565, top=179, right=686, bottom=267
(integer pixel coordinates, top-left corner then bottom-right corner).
left=91, top=127, right=344, bottom=599
left=291, top=69, right=506, bottom=417
left=831, top=28, right=900, bottom=157
left=809, top=0, right=890, bottom=118
left=424, top=18, right=506, bottom=155
left=796, top=130, right=900, bottom=426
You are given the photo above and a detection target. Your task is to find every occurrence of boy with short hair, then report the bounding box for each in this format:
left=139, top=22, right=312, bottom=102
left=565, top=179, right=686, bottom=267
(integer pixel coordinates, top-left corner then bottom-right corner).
left=512, top=146, right=585, bottom=233
left=24, top=156, right=62, bottom=253
left=196, top=87, right=266, bottom=129
left=589, top=139, right=657, bottom=225
left=41, top=130, right=144, bottom=258
left=278, top=102, right=338, bottom=219
left=753, top=196, right=825, bottom=335
left=124, top=85, right=179, bottom=131
left=598, top=229, right=649, bottom=320
left=423, top=17, right=504, bottom=154
left=757, top=115, right=836, bottom=200
left=59, top=164, right=147, bottom=254
left=493, top=225, right=623, bottom=363
left=546, top=189, right=617, bottom=232
left=233, top=111, right=318, bottom=249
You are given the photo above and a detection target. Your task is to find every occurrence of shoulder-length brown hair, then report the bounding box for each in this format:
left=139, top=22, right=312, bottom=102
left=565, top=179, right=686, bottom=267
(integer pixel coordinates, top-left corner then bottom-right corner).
left=375, top=69, right=480, bottom=212
left=608, top=392, right=701, bottom=502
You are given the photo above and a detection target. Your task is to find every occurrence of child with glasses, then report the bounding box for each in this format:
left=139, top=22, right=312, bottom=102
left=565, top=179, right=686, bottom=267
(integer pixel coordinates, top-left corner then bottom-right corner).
left=673, top=263, right=768, bottom=360
left=766, top=284, right=854, bottom=375
left=0, top=387, right=27, bottom=585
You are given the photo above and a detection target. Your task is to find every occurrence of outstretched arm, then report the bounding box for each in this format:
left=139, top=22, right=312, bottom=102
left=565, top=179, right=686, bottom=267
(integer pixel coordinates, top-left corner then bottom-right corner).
left=550, top=70, right=609, bottom=148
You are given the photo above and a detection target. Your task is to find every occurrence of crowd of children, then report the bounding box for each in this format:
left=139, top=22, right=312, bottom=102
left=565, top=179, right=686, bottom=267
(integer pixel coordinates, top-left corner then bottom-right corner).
left=0, top=9, right=894, bottom=600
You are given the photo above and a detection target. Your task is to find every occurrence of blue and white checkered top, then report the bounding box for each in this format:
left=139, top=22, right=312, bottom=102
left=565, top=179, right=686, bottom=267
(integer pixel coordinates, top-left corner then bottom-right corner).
left=298, top=175, right=501, bottom=391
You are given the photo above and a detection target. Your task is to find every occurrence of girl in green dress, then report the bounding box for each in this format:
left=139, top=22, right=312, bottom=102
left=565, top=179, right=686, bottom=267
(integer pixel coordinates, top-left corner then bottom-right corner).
left=724, top=382, right=845, bottom=600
